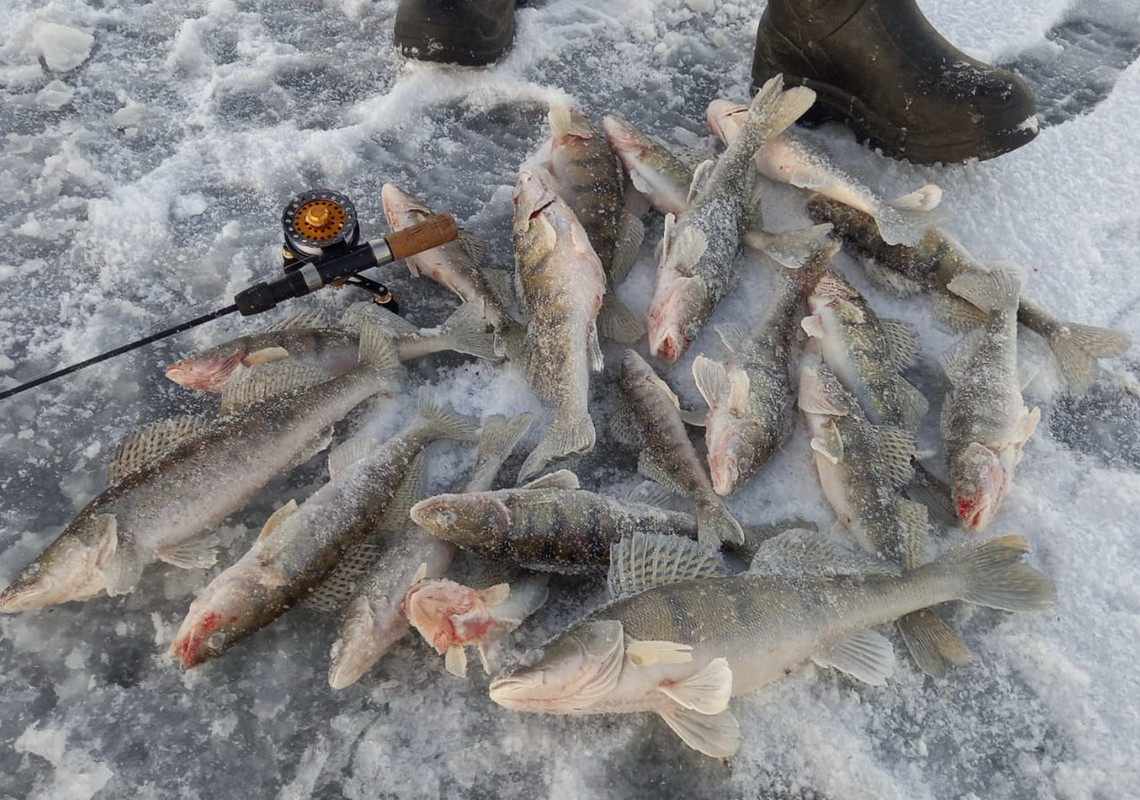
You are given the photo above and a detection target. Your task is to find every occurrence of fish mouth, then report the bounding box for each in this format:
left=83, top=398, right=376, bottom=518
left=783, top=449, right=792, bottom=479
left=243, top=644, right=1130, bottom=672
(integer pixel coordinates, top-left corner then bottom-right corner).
left=488, top=672, right=546, bottom=710
left=648, top=328, right=686, bottom=363
left=955, top=493, right=994, bottom=531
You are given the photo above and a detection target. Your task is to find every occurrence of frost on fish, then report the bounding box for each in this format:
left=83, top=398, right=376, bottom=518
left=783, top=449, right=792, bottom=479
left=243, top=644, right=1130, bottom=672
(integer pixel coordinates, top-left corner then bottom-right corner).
left=490, top=531, right=1054, bottom=758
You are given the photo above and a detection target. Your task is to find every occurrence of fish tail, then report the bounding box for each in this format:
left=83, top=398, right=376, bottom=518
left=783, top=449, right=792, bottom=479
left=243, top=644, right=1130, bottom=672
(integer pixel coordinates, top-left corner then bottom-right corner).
left=934, top=534, right=1056, bottom=612
left=896, top=608, right=972, bottom=678
left=695, top=499, right=745, bottom=546
left=946, top=263, right=1024, bottom=314
left=416, top=390, right=482, bottom=443
left=1047, top=320, right=1131, bottom=392
left=517, top=412, right=596, bottom=483
left=440, top=302, right=500, bottom=361
left=887, top=183, right=944, bottom=213
left=874, top=200, right=952, bottom=247
left=736, top=75, right=816, bottom=154
left=597, top=293, right=646, bottom=343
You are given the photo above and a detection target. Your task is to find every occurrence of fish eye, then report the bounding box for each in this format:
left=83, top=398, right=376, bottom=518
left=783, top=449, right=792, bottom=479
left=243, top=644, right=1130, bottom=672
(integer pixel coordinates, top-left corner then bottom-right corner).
left=519, top=647, right=545, bottom=667
left=207, top=633, right=227, bottom=651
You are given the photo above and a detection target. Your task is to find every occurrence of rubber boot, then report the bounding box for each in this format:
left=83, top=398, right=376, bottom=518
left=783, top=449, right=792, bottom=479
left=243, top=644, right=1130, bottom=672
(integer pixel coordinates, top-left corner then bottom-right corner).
left=751, top=0, right=1038, bottom=164
left=394, top=0, right=518, bottom=66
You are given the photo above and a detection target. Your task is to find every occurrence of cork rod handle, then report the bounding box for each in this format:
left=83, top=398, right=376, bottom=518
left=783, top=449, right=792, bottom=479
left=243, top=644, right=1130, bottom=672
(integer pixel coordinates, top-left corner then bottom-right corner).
left=385, top=213, right=459, bottom=261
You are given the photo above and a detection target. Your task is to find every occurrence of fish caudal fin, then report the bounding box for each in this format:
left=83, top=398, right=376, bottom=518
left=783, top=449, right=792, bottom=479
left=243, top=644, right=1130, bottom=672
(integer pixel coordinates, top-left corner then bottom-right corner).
left=896, top=608, right=972, bottom=678
left=737, top=75, right=817, bottom=155
left=1047, top=321, right=1131, bottom=392
left=357, top=316, right=407, bottom=391
left=597, top=293, right=646, bottom=343
left=440, top=302, right=500, bottom=361
left=936, top=534, right=1056, bottom=612
left=743, top=224, right=836, bottom=270
left=947, top=264, right=1024, bottom=315
left=518, top=413, right=597, bottom=483
left=696, top=499, right=745, bottom=546
left=415, top=390, right=482, bottom=444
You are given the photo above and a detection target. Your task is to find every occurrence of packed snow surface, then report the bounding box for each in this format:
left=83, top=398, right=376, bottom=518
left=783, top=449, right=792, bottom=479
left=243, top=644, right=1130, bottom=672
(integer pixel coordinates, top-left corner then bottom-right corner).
left=2, top=0, right=1139, bottom=798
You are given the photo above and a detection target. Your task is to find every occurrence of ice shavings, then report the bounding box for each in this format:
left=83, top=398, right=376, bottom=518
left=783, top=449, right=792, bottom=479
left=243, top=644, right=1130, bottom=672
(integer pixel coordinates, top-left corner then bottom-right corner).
left=13, top=725, right=113, bottom=800
left=31, top=21, right=94, bottom=73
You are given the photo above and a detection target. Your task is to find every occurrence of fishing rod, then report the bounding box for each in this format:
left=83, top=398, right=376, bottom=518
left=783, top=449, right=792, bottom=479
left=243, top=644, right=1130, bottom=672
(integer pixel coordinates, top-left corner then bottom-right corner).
left=0, top=190, right=458, bottom=402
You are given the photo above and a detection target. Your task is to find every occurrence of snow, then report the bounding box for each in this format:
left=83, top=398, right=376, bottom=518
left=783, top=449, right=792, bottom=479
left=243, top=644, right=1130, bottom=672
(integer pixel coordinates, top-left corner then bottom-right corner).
left=2, top=0, right=1139, bottom=798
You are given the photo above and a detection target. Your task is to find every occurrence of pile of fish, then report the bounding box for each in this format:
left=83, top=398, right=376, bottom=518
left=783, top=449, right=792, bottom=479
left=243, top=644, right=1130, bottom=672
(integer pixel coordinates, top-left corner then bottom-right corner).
left=2, top=75, right=1132, bottom=760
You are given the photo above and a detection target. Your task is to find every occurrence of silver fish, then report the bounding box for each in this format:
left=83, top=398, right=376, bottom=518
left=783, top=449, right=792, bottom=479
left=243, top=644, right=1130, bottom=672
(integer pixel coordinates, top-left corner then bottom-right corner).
left=168, top=391, right=480, bottom=668
left=382, top=182, right=525, bottom=357
left=618, top=350, right=743, bottom=546
left=646, top=76, right=815, bottom=362
left=327, top=411, right=532, bottom=689
left=807, top=195, right=1132, bottom=392
left=0, top=320, right=405, bottom=612
left=693, top=241, right=838, bottom=496
left=940, top=266, right=1040, bottom=530
left=706, top=99, right=947, bottom=246
left=490, top=531, right=1054, bottom=758
left=512, top=168, right=607, bottom=482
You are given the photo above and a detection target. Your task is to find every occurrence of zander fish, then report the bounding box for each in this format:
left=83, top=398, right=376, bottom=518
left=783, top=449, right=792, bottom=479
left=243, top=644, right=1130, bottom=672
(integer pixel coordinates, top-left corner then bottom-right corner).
left=706, top=99, right=946, bottom=246
left=0, top=320, right=405, bottom=612
left=646, top=75, right=816, bottom=362
left=382, top=182, right=525, bottom=357
left=327, top=411, right=532, bottom=689
left=602, top=115, right=694, bottom=218
left=489, top=531, right=1054, bottom=758
left=693, top=241, right=838, bottom=496
left=168, top=391, right=480, bottom=668
left=799, top=349, right=970, bottom=676
left=940, top=266, right=1040, bottom=530
left=617, top=350, right=743, bottom=546
left=547, top=104, right=644, bottom=343
left=165, top=302, right=496, bottom=392
left=807, top=195, right=1132, bottom=392
left=512, top=168, right=607, bottom=482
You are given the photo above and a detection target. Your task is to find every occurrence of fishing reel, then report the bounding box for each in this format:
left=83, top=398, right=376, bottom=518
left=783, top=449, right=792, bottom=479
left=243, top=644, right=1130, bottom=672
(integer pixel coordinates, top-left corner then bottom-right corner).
left=278, top=190, right=398, bottom=314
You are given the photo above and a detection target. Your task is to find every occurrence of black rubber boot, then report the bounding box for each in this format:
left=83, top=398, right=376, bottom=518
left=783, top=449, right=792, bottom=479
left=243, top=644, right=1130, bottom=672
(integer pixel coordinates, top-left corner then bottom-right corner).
left=394, top=0, right=518, bottom=67
left=751, top=0, right=1039, bottom=164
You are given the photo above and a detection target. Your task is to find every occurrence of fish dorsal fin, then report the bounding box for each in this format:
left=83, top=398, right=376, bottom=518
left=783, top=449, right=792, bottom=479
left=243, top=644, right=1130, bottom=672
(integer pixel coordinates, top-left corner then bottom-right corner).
left=626, top=639, right=693, bottom=666
left=257, top=499, right=298, bottom=541
left=938, top=327, right=987, bottom=386
left=455, top=229, right=486, bottom=265
left=812, top=628, right=895, bottom=686
left=378, top=451, right=427, bottom=534
left=445, top=644, right=469, bottom=678
left=895, top=498, right=929, bottom=570
left=692, top=356, right=730, bottom=410
left=658, top=707, right=741, bottom=759
left=608, top=532, right=724, bottom=599
left=263, top=308, right=330, bottom=332
left=219, top=362, right=331, bottom=415
left=656, top=656, right=733, bottom=715
left=875, top=426, right=917, bottom=490
left=304, top=541, right=388, bottom=614
left=339, top=301, right=418, bottom=337
left=687, top=159, right=716, bottom=203
left=748, top=528, right=901, bottom=578
left=879, top=318, right=921, bottom=369
left=894, top=376, right=930, bottom=430
left=108, top=416, right=209, bottom=485
left=327, top=436, right=381, bottom=478
left=610, top=211, right=645, bottom=285
left=520, top=469, right=580, bottom=491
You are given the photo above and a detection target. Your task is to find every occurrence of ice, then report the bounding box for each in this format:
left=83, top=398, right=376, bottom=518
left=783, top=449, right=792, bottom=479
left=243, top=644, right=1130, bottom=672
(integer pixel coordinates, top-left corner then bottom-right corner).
left=1, top=0, right=1139, bottom=798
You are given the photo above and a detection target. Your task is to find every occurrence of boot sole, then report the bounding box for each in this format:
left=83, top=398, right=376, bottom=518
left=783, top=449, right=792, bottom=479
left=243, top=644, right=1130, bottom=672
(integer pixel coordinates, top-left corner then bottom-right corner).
left=394, top=8, right=515, bottom=66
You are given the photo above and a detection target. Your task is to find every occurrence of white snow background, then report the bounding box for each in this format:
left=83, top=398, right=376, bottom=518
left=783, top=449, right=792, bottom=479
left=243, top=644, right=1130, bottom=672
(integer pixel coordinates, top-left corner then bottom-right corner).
left=2, top=0, right=1139, bottom=798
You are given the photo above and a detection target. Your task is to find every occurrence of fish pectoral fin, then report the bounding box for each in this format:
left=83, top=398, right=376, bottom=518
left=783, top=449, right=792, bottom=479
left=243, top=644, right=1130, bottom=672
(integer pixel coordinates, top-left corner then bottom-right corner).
left=713, top=324, right=747, bottom=353
left=812, top=628, right=895, bottom=686
left=243, top=346, right=291, bottom=366
left=658, top=705, right=740, bottom=759
left=626, top=639, right=693, bottom=666
left=809, top=433, right=843, bottom=465
left=257, top=499, right=299, bottom=541
left=609, top=211, right=645, bottom=285
left=478, top=582, right=511, bottom=608
left=692, top=356, right=730, bottom=409
left=608, top=532, right=725, bottom=599
left=678, top=406, right=707, bottom=428
left=444, top=644, right=469, bottom=678
left=800, top=313, right=826, bottom=340
left=157, top=535, right=219, bottom=570
left=327, top=437, right=381, bottom=479
left=686, top=160, right=716, bottom=203
left=607, top=406, right=643, bottom=448
left=657, top=657, right=733, bottom=714
left=519, top=468, right=581, bottom=491
left=108, top=416, right=210, bottom=485
left=596, top=294, right=645, bottom=344
left=104, top=534, right=144, bottom=597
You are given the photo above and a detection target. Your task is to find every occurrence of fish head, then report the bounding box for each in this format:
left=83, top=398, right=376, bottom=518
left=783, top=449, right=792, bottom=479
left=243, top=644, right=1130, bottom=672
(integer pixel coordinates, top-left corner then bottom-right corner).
left=168, top=565, right=272, bottom=668
left=950, top=442, right=1008, bottom=530
left=601, top=115, right=650, bottom=157
left=706, top=416, right=776, bottom=497
left=409, top=492, right=511, bottom=545
left=381, top=182, right=432, bottom=229
left=705, top=99, right=747, bottom=144
left=328, top=593, right=395, bottom=690
left=647, top=277, right=707, bottom=363
left=164, top=349, right=246, bottom=392
left=0, top=516, right=115, bottom=612
left=403, top=579, right=482, bottom=654
left=489, top=619, right=626, bottom=713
